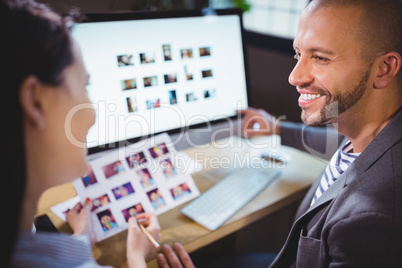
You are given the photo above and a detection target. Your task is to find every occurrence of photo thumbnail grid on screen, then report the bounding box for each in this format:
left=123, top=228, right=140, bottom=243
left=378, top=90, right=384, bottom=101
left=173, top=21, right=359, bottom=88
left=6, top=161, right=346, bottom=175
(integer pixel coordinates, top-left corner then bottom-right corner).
left=72, top=10, right=249, bottom=150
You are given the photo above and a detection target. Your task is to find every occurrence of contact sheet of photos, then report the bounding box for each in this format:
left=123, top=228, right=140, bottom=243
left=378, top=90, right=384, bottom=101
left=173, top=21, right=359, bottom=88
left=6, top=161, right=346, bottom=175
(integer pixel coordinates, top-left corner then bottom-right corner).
left=119, top=44, right=216, bottom=113
left=72, top=133, right=200, bottom=242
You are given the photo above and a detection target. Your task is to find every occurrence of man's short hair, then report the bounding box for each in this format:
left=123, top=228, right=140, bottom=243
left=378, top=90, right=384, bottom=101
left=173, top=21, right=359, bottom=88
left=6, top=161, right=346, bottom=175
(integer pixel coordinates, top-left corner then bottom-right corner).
left=306, top=0, right=402, bottom=78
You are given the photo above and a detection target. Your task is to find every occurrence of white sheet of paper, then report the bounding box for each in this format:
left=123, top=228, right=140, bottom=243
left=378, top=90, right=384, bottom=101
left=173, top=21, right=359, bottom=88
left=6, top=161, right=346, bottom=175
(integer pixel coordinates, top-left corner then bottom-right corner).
left=50, top=196, right=80, bottom=222
left=72, top=133, right=200, bottom=242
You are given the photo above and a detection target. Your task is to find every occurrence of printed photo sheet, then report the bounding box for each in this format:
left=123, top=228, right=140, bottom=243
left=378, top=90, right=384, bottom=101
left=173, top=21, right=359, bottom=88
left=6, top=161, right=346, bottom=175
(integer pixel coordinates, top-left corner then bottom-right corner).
left=71, top=133, right=200, bottom=241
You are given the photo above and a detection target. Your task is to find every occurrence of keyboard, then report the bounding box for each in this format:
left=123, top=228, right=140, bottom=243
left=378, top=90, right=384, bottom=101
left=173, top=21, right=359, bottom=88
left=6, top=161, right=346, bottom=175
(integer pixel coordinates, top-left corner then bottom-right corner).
left=181, top=167, right=281, bottom=231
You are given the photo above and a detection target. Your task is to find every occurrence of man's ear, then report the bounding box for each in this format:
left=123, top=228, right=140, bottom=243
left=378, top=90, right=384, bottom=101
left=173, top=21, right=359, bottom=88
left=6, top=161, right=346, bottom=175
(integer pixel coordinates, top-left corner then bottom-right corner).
left=19, top=75, right=46, bottom=129
left=373, top=51, right=402, bottom=89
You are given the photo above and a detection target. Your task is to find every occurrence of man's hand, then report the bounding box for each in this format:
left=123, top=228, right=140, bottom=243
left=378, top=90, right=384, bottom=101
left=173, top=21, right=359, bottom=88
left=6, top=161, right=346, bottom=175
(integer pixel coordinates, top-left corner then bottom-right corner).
left=66, top=198, right=97, bottom=246
left=236, top=108, right=281, bottom=138
left=157, top=243, right=195, bottom=268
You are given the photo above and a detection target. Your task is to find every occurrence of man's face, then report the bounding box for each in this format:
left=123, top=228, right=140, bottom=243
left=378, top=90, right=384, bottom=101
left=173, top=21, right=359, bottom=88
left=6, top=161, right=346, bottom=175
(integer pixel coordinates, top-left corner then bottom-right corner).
left=289, top=6, right=373, bottom=126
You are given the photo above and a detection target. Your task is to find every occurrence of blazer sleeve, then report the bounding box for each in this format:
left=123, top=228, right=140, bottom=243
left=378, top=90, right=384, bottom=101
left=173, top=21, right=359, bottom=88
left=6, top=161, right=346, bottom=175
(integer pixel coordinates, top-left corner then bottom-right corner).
left=280, top=121, right=344, bottom=161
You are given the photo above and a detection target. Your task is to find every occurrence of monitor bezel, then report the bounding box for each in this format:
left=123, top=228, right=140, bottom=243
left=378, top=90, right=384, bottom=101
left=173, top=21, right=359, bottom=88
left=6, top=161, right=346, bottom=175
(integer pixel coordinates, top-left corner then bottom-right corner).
left=75, top=8, right=251, bottom=155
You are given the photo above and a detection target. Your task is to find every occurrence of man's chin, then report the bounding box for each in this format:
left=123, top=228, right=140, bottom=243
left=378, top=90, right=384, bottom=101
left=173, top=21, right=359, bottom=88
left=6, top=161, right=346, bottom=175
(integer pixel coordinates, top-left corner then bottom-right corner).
left=301, top=110, right=332, bottom=126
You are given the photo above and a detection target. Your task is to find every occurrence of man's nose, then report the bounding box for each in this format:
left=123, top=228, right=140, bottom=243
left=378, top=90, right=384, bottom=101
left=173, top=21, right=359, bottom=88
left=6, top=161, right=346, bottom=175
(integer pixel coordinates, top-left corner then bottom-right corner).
left=288, top=56, right=314, bottom=87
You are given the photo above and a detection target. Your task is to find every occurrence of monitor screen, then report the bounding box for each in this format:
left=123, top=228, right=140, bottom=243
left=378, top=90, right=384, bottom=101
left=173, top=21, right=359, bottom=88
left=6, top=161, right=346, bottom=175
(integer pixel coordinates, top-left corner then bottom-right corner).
left=72, top=9, right=249, bottom=153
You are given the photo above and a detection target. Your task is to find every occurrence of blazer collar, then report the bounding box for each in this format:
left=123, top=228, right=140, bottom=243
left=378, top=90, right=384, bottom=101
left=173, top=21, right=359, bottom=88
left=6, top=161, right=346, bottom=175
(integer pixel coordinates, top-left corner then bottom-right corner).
left=344, top=107, right=402, bottom=182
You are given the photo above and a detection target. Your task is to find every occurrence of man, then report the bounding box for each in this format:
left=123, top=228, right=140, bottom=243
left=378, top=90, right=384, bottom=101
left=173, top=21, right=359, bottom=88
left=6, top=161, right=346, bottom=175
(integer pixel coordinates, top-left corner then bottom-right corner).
left=158, top=0, right=402, bottom=267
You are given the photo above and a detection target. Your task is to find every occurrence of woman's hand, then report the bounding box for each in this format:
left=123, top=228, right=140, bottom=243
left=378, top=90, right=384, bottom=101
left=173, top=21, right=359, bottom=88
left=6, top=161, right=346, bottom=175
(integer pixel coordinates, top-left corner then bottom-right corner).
left=66, top=198, right=97, bottom=246
left=236, top=108, right=281, bottom=138
left=126, top=213, right=161, bottom=268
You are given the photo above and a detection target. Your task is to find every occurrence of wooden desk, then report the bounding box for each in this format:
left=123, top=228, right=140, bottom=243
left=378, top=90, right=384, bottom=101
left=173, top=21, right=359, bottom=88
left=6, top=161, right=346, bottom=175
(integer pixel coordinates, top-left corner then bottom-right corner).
left=37, top=135, right=327, bottom=268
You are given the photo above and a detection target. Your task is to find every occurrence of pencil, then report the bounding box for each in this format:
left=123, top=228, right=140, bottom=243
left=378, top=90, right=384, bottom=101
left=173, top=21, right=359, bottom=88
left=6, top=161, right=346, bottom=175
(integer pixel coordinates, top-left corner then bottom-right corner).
left=138, top=221, right=160, bottom=249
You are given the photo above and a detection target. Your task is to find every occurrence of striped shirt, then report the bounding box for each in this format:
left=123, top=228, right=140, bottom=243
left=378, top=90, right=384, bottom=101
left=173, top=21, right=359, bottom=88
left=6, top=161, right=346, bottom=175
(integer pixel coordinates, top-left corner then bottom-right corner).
left=311, top=140, right=360, bottom=206
left=12, top=231, right=112, bottom=268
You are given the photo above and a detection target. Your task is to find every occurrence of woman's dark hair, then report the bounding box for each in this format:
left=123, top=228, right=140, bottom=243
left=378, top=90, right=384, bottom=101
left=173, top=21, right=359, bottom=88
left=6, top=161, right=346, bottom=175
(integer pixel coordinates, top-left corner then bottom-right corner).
left=0, top=0, right=74, bottom=266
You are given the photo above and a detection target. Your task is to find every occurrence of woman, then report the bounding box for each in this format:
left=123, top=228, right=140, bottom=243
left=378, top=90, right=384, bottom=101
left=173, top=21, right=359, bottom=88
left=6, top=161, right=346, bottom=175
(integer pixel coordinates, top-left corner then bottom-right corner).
left=1, top=0, right=160, bottom=267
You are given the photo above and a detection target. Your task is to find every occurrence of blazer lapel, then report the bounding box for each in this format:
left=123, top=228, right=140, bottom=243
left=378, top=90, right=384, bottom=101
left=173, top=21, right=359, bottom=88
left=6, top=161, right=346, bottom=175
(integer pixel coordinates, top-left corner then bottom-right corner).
left=293, top=172, right=322, bottom=220
left=295, top=138, right=348, bottom=219
left=272, top=139, right=348, bottom=267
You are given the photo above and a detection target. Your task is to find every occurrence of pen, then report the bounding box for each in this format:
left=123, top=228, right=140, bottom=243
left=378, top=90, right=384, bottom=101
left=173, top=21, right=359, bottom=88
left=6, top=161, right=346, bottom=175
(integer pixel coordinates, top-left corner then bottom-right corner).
left=261, top=155, right=285, bottom=164
left=138, top=221, right=160, bottom=249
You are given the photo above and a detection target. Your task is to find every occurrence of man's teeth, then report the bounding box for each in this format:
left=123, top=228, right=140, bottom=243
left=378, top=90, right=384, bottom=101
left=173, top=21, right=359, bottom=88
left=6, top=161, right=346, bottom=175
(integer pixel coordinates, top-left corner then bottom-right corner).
left=300, top=93, right=321, bottom=100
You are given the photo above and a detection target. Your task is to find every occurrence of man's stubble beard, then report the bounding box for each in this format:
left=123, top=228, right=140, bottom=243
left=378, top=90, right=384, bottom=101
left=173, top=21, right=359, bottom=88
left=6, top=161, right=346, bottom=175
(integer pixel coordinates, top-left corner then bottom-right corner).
left=301, top=69, right=371, bottom=126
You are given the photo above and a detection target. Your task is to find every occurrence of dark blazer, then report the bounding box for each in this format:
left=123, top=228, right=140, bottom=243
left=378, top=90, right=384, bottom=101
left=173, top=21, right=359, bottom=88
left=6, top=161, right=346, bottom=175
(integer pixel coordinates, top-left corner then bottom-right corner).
left=270, top=108, right=402, bottom=268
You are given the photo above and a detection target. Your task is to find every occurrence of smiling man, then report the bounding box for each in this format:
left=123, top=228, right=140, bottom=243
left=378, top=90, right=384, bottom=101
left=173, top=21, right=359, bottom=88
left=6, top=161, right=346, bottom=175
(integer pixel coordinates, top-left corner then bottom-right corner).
left=156, top=0, right=402, bottom=267
left=292, top=6, right=372, bottom=128
left=290, top=1, right=402, bottom=148
left=239, top=0, right=402, bottom=267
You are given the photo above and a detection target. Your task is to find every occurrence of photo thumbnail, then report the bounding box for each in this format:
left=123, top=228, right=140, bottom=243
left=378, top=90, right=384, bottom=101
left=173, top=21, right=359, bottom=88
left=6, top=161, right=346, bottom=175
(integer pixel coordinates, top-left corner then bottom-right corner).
left=92, top=194, right=111, bottom=211
left=126, top=96, right=138, bottom=113
left=181, top=48, right=193, bottom=59
left=143, top=76, right=158, bottom=88
left=164, top=73, right=177, bottom=84
left=204, top=89, right=216, bottom=99
left=140, top=52, right=155, bottom=64
left=147, top=188, right=166, bottom=210
left=202, top=69, right=213, bottom=78
left=186, top=92, right=198, bottom=102
left=170, top=182, right=191, bottom=201
left=112, top=182, right=135, bottom=200
left=121, top=78, right=137, bottom=91
left=136, top=168, right=155, bottom=189
left=102, top=160, right=125, bottom=179
left=97, top=209, right=118, bottom=232
left=81, top=164, right=97, bottom=188
left=169, top=90, right=177, bottom=105
left=148, top=143, right=169, bottom=158
left=146, top=98, right=161, bottom=109
left=126, top=152, right=148, bottom=168
left=162, top=44, right=172, bottom=61
left=160, top=157, right=177, bottom=178
left=199, top=47, right=211, bottom=57
left=117, top=54, right=134, bottom=67
left=121, top=203, right=145, bottom=222
left=184, top=66, right=193, bottom=81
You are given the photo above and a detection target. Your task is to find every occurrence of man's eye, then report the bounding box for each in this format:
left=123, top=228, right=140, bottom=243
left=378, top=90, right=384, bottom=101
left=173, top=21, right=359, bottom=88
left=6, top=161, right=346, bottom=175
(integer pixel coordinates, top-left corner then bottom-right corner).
left=313, top=55, right=329, bottom=62
left=293, top=53, right=301, bottom=60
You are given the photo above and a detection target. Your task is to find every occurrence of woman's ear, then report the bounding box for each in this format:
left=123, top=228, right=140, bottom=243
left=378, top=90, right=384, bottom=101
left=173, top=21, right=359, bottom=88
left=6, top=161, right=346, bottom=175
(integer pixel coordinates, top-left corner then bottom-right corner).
left=373, top=52, right=402, bottom=89
left=19, top=76, right=46, bottom=129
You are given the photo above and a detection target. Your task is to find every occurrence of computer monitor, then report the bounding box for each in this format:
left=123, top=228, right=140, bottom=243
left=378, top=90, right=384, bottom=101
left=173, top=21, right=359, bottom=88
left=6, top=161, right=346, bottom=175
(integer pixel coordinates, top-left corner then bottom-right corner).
left=72, top=9, right=250, bottom=154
